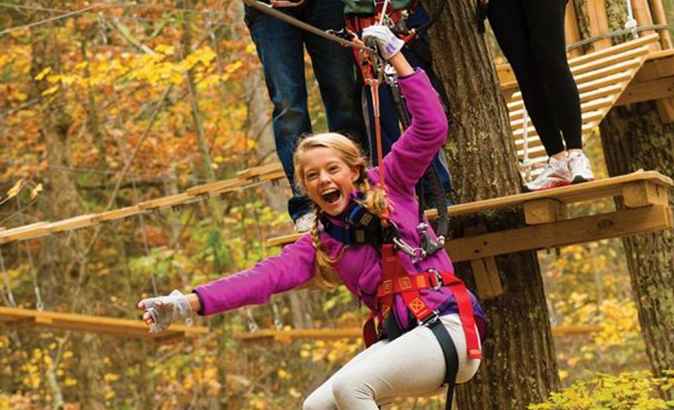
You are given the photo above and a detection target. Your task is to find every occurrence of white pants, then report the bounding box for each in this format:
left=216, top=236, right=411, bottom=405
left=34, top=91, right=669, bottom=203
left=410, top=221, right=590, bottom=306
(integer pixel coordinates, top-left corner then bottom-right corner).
left=303, top=314, right=481, bottom=410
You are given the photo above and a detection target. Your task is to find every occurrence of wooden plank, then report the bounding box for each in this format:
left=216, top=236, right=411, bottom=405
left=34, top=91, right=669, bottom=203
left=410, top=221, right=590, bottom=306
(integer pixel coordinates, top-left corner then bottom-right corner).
left=267, top=172, right=673, bottom=248
left=236, top=162, right=284, bottom=179
left=511, top=84, right=623, bottom=120
left=186, top=178, right=244, bottom=196
left=508, top=71, right=632, bottom=111
left=0, top=306, right=208, bottom=341
left=96, top=206, right=144, bottom=222
left=567, top=33, right=658, bottom=67
left=616, top=75, right=674, bottom=105
left=0, top=222, right=51, bottom=244
left=523, top=199, right=566, bottom=225
left=47, top=214, right=98, bottom=233
left=445, top=205, right=672, bottom=262
left=633, top=51, right=674, bottom=81
left=623, top=181, right=671, bottom=207
left=137, top=192, right=196, bottom=210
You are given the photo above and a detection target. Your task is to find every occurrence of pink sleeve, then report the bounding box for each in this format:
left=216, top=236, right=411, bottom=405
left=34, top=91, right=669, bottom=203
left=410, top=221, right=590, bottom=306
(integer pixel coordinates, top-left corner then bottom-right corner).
left=194, top=234, right=316, bottom=315
left=379, top=69, right=449, bottom=196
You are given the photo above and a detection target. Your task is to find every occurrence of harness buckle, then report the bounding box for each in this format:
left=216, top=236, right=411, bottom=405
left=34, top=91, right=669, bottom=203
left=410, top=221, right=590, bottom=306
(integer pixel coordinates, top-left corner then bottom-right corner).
left=420, top=310, right=441, bottom=327
left=428, top=268, right=443, bottom=290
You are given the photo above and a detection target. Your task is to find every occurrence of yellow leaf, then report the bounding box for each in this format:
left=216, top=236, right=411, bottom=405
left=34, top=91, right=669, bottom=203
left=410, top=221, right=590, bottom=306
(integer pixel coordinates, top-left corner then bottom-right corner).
left=6, top=179, right=24, bottom=199
left=30, top=183, right=43, bottom=200
left=41, top=86, right=59, bottom=96
left=34, top=67, right=51, bottom=81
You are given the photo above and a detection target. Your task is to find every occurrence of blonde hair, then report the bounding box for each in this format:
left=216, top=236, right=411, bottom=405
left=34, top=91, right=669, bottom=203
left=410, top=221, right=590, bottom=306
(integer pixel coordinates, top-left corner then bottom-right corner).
left=293, top=133, right=389, bottom=289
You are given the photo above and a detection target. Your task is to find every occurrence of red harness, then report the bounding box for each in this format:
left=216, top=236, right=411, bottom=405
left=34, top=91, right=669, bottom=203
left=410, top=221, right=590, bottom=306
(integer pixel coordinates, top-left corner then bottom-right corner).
left=364, top=244, right=482, bottom=360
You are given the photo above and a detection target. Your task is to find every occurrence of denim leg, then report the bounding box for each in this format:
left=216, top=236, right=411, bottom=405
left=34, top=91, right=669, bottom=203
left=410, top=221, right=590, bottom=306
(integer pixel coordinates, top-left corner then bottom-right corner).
left=245, top=7, right=314, bottom=221
left=303, top=0, right=368, bottom=150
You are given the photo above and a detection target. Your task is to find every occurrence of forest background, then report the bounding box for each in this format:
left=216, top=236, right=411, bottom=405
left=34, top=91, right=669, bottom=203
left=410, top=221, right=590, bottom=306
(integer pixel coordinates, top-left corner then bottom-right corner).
left=0, top=1, right=672, bottom=409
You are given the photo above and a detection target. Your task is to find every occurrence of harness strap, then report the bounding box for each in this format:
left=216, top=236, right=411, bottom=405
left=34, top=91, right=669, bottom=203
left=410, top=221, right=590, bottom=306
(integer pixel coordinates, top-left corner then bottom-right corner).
left=428, top=318, right=458, bottom=410
left=379, top=244, right=482, bottom=360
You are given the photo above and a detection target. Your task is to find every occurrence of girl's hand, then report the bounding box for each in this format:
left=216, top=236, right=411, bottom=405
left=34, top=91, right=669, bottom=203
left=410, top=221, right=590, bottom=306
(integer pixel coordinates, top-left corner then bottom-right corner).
left=362, top=25, right=404, bottom=61
left=137, top=290, right=193, bottom=333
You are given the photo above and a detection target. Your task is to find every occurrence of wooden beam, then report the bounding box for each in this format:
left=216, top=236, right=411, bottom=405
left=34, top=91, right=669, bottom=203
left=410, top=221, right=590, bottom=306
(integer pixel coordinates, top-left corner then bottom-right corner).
left=623, top=181, right=671, bottom=207
left=523, top=199, right=566, bottom=225
left=0, top=306, right=208, bottom=342
left=445, top=205, right=672, bottom=262
left=616, top=75, right=674, bottom=105
left=267, top=172, right=673, bottom=248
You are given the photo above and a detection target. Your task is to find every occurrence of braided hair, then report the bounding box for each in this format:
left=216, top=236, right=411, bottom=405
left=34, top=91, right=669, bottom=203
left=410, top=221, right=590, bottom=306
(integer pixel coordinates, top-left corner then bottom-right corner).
left=294, top=133, right=389, bottom=288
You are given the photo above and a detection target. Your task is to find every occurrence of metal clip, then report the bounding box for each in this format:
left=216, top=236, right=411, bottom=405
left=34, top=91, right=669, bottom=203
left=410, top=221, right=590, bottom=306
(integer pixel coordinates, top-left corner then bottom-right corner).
left=392, top=237, right=426, bottom=263
left=417, top=222, right=445, bottom=257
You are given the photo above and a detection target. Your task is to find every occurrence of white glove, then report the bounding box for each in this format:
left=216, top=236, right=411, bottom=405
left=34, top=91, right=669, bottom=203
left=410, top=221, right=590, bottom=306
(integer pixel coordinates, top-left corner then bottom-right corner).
left=362, top=25, right=405, bottom=61
left=139, top=290, right=193, bottom=333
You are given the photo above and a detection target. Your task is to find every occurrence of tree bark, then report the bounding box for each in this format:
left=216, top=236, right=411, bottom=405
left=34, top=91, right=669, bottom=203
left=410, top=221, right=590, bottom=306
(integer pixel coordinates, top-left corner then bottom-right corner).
left=600, top=102, right=674, bottom=384
left=599, top=0, right=673, bottom=392
left=424, top=0, right=560, bottom=408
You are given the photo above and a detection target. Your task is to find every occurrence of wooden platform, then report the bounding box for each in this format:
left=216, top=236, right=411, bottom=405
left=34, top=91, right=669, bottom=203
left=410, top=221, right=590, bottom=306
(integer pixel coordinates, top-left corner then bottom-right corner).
left=505, top=34, right=660, bottom=178
left=232, top=324, right=601, bottom=343
left=266, top=171, right=672, bottom=299
left=0, top=162, right=286, bottom=246
left=0, top=306, right=208, bottom=343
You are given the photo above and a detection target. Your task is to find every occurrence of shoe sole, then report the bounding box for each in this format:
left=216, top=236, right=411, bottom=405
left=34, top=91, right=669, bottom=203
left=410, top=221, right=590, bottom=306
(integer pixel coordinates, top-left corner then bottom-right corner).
left=522, top=180, right=571, bottom=193
left=572, top=176, right=594, bottom=184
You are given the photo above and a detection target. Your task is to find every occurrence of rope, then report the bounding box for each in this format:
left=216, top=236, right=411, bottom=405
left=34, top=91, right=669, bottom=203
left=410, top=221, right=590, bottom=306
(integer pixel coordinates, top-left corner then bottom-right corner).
left=624, top=0, right=638, bottom=39
left=566, top=24, right=669, bottom=51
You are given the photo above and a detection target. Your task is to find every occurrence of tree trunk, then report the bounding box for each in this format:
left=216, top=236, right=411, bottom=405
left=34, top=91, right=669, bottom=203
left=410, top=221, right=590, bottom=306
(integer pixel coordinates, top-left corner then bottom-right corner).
left=600, top=102, right=674, bottom=383
left=424, top=0, right=560, bottom=408
left=601, top=0, right=674, bottom=391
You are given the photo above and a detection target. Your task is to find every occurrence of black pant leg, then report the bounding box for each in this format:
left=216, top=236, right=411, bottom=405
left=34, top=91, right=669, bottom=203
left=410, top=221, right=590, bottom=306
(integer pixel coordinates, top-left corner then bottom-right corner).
left=488, top=0, right=566, bottom=156
left=524, top=0, right=583, bottom=150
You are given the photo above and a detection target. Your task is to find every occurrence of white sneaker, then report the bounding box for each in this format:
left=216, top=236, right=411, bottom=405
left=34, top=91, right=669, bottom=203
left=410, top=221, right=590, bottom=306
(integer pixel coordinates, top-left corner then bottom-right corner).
left=294, top=212, right=316, bottom=233
left=524, top=154, right=572, bottom=192
left=567, top=149, right=594, bottom=183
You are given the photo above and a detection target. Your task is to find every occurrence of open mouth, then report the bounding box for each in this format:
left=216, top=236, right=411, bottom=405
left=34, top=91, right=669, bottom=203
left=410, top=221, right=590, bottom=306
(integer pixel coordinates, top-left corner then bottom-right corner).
left=321, top=189, right=342, bottom=204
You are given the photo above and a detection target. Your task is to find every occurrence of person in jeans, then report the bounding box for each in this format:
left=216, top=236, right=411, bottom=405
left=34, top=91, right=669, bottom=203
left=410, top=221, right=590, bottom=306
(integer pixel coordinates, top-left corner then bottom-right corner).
left=486, top=0, right=594, bottom=191
left=245, top=0, right=366, bottom=230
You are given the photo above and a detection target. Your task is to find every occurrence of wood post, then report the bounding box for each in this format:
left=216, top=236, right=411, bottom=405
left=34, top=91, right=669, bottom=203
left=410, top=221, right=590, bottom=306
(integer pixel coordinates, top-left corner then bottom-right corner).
left=623, top=181, right=670, bottom=207
left=586, top=0, right=612, bottom=50
left=523, top=199, right=566, bottom=225
left=649, top=0, right=673, bottom=49
left=565, top=1, right=582, bottom=57
left=632, top=0, right=659, bottom=47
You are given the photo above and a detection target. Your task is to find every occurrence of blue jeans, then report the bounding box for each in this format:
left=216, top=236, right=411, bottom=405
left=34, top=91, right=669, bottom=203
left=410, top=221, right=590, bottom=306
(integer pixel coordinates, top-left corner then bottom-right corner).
left=245, top=0, right=366, bottom=222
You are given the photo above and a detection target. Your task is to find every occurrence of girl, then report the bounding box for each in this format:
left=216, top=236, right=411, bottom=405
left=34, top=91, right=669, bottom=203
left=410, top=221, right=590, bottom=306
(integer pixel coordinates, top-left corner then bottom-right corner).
left=485, top=0, right=594, bottom=191
left=138, top=25, right=485, bottom=409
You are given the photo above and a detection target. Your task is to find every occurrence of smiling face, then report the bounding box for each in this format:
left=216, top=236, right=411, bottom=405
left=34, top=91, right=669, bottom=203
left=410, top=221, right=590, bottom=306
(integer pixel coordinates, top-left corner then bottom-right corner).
left=299, top=147, right=360, bottom=216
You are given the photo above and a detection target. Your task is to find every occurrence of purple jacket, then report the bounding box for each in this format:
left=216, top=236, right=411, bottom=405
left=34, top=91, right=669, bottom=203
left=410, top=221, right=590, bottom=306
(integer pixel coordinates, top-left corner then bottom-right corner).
left=195, top=69, right=486, bottom=336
